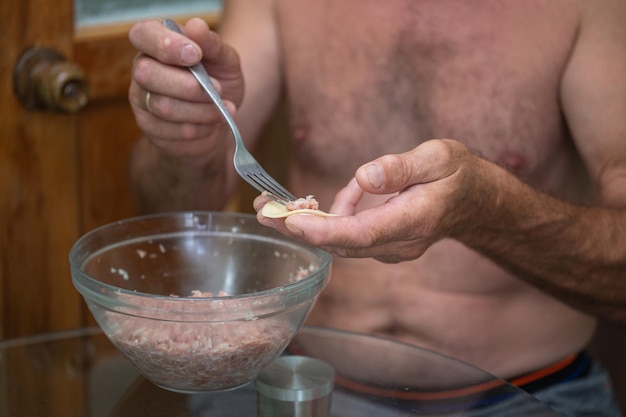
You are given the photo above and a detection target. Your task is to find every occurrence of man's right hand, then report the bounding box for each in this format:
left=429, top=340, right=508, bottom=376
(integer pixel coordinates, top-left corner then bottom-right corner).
left=128, top=18, right=245, bottom=159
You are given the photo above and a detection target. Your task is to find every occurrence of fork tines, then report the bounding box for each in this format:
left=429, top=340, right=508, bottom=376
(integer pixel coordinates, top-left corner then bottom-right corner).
left=247, top=173, right=296, bottom=204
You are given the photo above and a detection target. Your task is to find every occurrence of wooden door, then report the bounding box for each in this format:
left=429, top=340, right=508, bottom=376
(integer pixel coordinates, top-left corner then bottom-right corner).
left=1, top=0, right=219, bottom=339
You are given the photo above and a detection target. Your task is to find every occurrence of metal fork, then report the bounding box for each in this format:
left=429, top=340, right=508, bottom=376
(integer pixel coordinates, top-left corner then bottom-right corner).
left=163, top=19, right=296, bottom=204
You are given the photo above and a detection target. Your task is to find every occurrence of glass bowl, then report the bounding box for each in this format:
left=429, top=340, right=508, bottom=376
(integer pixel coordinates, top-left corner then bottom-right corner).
left=69, top=211, right=331, bottom=393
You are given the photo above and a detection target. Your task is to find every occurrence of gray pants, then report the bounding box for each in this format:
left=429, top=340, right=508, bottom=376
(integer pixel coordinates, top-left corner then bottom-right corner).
left=531, top=360, right=623, bottom=417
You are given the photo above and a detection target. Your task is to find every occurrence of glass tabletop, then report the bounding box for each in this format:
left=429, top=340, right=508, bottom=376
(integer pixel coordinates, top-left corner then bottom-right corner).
left=0, top=326, right=560, bottom=416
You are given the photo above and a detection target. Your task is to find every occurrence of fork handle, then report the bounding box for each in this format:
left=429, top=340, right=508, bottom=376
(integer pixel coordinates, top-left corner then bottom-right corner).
left=162, top=19, right=235, bottom=128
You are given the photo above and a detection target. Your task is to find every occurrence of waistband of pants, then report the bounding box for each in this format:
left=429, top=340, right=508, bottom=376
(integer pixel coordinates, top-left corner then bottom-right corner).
left=333, top=351, right=590, bottom=400
left=509, top=350, right=591, bottom=393
left=287, top=342, right=591, bottom=412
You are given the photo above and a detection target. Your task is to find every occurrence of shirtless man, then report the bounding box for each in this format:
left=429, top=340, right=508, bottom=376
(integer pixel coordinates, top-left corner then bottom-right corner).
left=128, top=1, right=626, bottom=415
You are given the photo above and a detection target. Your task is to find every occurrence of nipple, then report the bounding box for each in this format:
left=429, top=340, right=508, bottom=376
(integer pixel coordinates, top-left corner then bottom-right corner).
left=498, top=151, right=526, bottom=172
left=292, top=126, right=308, bottom=143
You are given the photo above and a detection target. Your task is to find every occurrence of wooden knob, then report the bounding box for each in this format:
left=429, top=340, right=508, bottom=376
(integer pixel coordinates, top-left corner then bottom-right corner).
left=13, top=47, right=89, bottom=113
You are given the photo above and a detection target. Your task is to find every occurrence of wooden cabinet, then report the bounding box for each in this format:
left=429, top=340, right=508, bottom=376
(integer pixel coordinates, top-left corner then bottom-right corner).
left=0, top=0, right=220, bottom=338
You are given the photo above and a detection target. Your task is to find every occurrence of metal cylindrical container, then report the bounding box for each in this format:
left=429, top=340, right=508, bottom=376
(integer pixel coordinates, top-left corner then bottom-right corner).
left=256, top=356, right=335, bottom=417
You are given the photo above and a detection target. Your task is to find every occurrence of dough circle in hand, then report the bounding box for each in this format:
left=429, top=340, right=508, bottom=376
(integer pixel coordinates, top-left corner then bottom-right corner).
left=261, top=201, right=337, bottom=218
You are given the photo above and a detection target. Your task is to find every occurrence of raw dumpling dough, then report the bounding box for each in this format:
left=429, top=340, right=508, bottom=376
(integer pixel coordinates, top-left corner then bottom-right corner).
left=261, top=201, right=337, bottom=218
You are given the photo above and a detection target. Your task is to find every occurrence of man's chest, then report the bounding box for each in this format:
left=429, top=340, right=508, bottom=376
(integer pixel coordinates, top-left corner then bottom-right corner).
left=277, top=0, right=579, bottom=179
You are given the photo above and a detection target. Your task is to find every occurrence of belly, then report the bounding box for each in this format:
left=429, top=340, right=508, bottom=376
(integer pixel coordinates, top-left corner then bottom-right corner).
left=306, top=239, right=596, bottom=378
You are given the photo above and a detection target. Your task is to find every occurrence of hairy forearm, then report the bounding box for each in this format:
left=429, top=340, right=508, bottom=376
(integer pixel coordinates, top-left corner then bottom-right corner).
left=458, top=160, right=626, bottom=324
left=130, top=137, right=236, bottom=213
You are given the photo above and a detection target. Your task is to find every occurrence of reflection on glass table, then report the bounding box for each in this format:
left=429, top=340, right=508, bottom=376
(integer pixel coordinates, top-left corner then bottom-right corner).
left=0, top=326, right=561, bottom=416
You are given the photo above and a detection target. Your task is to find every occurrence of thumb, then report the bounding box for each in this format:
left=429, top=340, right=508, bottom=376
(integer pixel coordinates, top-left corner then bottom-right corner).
left=355, top=139, right=465, bottom=194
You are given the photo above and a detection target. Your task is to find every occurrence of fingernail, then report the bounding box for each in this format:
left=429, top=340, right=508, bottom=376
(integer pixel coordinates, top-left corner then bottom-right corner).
left=180, top=44, right=199, bottom=64
left=365, top=164, right=384, bottom=189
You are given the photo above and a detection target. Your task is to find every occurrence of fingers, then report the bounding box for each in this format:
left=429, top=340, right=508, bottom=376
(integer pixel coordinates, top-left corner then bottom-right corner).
left=355, top=139, right=468, bottom=194
left=129, top=18, right=242, bottom=136
left=128, top=25, right=236, bottom=144
left=130, top=17, right=242, bottom=103
left=129, top=19, right=203, bottom=66
left=252, top=141, right=479, bottom=262
left=255, top=177, right=365, bottom=237
left=132, top=82, right=228, bottom=123
left=129, top=83, right=215, bottom=146
left=282, top=199, right=417, bottom=250
left=328, top=178, right=364, bottom=215
left=129, top=18, right=222, bottom=107
left=254, top=189, right=435, bottom=262
left=131, top=52, right=211, bottom=102
left=253, top=194, right=272, bottom=213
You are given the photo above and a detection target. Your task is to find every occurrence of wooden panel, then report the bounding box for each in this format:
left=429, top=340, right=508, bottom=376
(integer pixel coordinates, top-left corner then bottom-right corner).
left=1, top=6, right=220, bottom=339
left=77, top=99, right=140, bottom=233
left=1, top=0, right=83, bottom=339
left=0, top=112, right=84, bottom=337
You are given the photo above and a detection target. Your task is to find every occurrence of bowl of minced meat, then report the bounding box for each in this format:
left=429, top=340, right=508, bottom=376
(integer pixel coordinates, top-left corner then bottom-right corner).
left=70, top=211, right=331, bottom=393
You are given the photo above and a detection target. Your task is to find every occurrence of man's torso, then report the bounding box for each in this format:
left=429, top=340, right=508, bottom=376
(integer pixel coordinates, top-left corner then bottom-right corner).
left=274, top=0, right=596, bottom=378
